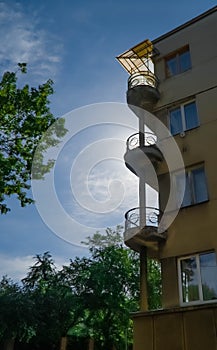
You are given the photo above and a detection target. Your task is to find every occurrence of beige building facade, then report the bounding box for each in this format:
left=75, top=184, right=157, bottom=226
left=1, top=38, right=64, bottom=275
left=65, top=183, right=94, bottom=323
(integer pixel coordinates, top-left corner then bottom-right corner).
left=117, top=6, right=217, bottom=350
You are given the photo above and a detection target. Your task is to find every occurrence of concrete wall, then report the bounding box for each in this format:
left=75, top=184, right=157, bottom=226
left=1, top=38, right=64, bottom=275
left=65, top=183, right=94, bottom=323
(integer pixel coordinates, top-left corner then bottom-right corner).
left=133, top=304, right=217, bottom=350
left=155, top=87, right=217, bottom=260
left=148, top=9, right=217, bottom=307
left=154, top=10, right=217, bottom=107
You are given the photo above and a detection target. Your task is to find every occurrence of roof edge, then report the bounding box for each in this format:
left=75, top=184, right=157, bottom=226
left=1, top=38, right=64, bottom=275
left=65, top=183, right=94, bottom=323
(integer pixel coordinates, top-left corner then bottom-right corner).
left=153, top=6, right=217, bottom=44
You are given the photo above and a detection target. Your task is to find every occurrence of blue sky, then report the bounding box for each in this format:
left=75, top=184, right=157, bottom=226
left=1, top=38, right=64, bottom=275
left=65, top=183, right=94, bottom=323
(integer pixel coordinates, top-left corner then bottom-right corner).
left=0, top=0, right=216, bottom=281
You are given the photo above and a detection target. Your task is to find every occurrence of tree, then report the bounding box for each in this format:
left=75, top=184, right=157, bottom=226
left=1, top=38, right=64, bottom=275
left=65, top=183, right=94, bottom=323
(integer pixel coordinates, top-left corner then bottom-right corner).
left=81, top=225, right=123, bottom=248
left=147, top=259, right=162, bottom=310
left=0, top=228, right=162, bottom=349
left=0, top=276, right=35, bottom=350
left=85, top=245, right=139, bottom=349
left=0, top=64, right=66, bottom=214
left=83, top=226, right=162, bottom=310
left=62, top=227, right=140, bottom=350
left=22, top=251, right=57, bottom=290
left=22, top=252, right=77, bottom=350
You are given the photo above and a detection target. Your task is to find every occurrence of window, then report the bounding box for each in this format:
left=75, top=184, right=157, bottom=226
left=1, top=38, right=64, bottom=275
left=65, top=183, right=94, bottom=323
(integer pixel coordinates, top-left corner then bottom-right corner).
left=178, top=252, right=217, bottom=304
left=175, top=165, right=208, bottom=208
left=169, top=101, right=199, bottom=135
left=165, top=46, right=191, bottom=77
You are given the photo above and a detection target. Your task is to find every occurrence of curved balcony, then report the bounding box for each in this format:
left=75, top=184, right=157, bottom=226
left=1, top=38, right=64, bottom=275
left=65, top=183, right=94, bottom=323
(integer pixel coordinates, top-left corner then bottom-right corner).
left=127, top=72, right=160, bottom=113
left=124, top=206, right=167, bottom=252
left=127, top=131, right=157, bottom=149
left=128, top=71, right=158, bottom=89
left=124, top=132, right=163, bottom=182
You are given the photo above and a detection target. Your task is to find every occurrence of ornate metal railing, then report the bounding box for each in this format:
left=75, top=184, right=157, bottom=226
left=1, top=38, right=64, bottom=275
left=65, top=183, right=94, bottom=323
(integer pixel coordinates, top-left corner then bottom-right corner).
left=125, top=206, right=162, bottom=231
left=126, top=132, right=157, bottom=151
left=128, top=71, right=159, bottom=89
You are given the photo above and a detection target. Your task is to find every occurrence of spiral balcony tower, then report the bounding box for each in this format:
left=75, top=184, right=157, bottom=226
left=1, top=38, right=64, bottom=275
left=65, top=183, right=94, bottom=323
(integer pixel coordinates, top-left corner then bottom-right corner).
left=117, top=39, right=160, bottom=114
left=117, top=40, right=166, bottom=252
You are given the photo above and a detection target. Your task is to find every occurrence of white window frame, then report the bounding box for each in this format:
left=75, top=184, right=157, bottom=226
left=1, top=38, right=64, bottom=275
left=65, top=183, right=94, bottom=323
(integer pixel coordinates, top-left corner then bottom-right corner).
left=183, top=166, right=208, bottom=207
left=169, top=100, right=199, bottom=136
left=178, top=252, right=217, bottom=306
left=174, top=164, right=209, bottom=209
left=165, top=45, right=191, bottom=77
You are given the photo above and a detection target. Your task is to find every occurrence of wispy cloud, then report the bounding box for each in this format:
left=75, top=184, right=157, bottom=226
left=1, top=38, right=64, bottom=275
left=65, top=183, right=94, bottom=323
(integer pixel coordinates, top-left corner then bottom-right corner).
left=0, top=2, right=62, bottom=81
left=0, top=254, right=35, bottom=282
left=0, top=253, right=70, bottom=282
left=58, top=156, right=139, bottom=230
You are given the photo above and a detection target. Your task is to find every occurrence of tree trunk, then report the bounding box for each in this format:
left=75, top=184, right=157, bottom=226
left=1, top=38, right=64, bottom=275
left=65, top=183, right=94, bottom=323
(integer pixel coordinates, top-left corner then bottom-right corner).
left=3, top=338, right=15, bottom=350
left=60, top=336, right=68, bottom=350
left=88, top=338, right=94, bottom=350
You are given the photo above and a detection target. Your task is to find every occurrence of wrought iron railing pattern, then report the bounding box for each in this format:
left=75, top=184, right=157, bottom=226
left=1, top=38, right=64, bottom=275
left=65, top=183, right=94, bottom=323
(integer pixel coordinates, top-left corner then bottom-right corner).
left=125, top=206, right=162, bottom=231
left=126, top=132, right=157, bottom=151
left=128, top=71, right=159, bottom=89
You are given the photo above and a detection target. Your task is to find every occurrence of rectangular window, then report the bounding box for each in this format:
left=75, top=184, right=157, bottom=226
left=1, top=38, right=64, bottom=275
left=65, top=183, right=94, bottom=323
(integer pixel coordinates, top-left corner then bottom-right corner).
left=165, top=46, right=191, bottom=77
left=179, top=252, right=217, bottom=304
left=169, top=101, right=199, bottom=135
left=175, top=165, right=208, bottom=208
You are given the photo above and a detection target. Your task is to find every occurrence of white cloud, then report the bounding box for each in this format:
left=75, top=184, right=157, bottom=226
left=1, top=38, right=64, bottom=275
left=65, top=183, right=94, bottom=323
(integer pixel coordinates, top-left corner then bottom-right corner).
left=56, top=130, right=139, bottom=230
left=61, top=156, right=139, bottom=231
left=0, top=254, right=35, bottom=282
left=0, top=2, right=62, bottom=81
left=31, top=103, right=141, bottom=246
left=0, top=253, right=70, bottom=283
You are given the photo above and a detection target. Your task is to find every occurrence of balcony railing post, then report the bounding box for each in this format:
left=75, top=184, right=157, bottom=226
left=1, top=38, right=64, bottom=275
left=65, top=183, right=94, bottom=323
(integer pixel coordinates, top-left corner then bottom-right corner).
left=139, top=131, right=145, bottom=147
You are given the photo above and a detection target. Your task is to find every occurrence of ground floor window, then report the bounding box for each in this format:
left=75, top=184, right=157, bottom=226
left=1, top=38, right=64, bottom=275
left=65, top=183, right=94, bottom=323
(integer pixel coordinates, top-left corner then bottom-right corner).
left=178, top=252, right=217, bottom=304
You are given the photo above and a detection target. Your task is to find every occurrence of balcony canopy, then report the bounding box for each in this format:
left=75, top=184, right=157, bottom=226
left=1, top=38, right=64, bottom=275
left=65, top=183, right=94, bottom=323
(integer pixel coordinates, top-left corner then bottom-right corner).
left=116, top=39, right=155, bottom=75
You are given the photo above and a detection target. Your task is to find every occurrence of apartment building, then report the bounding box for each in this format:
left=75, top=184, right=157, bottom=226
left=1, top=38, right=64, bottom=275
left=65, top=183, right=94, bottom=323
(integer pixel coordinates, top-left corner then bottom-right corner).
left=117, top=6, right=217, bottom=350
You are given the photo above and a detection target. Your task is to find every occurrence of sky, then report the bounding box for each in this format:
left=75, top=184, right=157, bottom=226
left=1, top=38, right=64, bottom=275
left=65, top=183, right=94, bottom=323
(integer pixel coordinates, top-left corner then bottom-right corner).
left=0, top=0, right=216, bottom=281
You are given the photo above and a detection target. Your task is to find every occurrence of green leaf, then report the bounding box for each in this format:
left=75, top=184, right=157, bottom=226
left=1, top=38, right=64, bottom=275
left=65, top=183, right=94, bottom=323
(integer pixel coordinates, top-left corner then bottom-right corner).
left=0, top=65, right=66, bottom=213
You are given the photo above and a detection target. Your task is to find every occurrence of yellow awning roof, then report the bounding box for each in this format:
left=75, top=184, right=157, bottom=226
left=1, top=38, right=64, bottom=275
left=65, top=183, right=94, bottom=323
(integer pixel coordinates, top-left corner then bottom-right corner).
left=116, top=39, right=153, bottom=74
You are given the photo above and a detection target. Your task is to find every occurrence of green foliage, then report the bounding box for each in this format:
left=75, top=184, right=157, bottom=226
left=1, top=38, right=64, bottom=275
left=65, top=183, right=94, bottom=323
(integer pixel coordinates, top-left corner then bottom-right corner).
left=61, top=242, right=140, bottom=349
left=83, top=225, right=162, bottom=310
left=22, top=251, right=56, bottom=290
left=0, top=227, right=162, bottom=349
left=147, top=259, right=162, bottom=310
left=0, top=276, right=35, bottom=344
left=22, top=252, right=78, bottom=348
left=0, top=64, right=67, bottom=214
left=81, top=225, right=123, bottom=248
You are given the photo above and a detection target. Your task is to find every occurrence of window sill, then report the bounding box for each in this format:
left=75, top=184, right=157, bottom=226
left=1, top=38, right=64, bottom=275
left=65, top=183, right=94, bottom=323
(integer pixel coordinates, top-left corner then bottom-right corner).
left=165, top=67, right=192, bottom=80
left=181, top=199, right=209, bottom=210
left=171, top=124, right=200, bottom=137
left=180, top=299, right=217, bottom=308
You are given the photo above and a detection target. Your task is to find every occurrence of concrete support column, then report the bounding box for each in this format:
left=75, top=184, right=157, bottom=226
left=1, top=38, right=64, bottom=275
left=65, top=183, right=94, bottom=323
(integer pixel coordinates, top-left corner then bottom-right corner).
left=60, top=337, right=67, bottom=350
left=88, top=338, right=94, bottom=350
left=3, top=339, right=15, bottom=350
left=140, top=246, right=148, bottom=311
left=161, top=257, right=180, bottom=308
left=139, top=115, right=148, bottom=311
